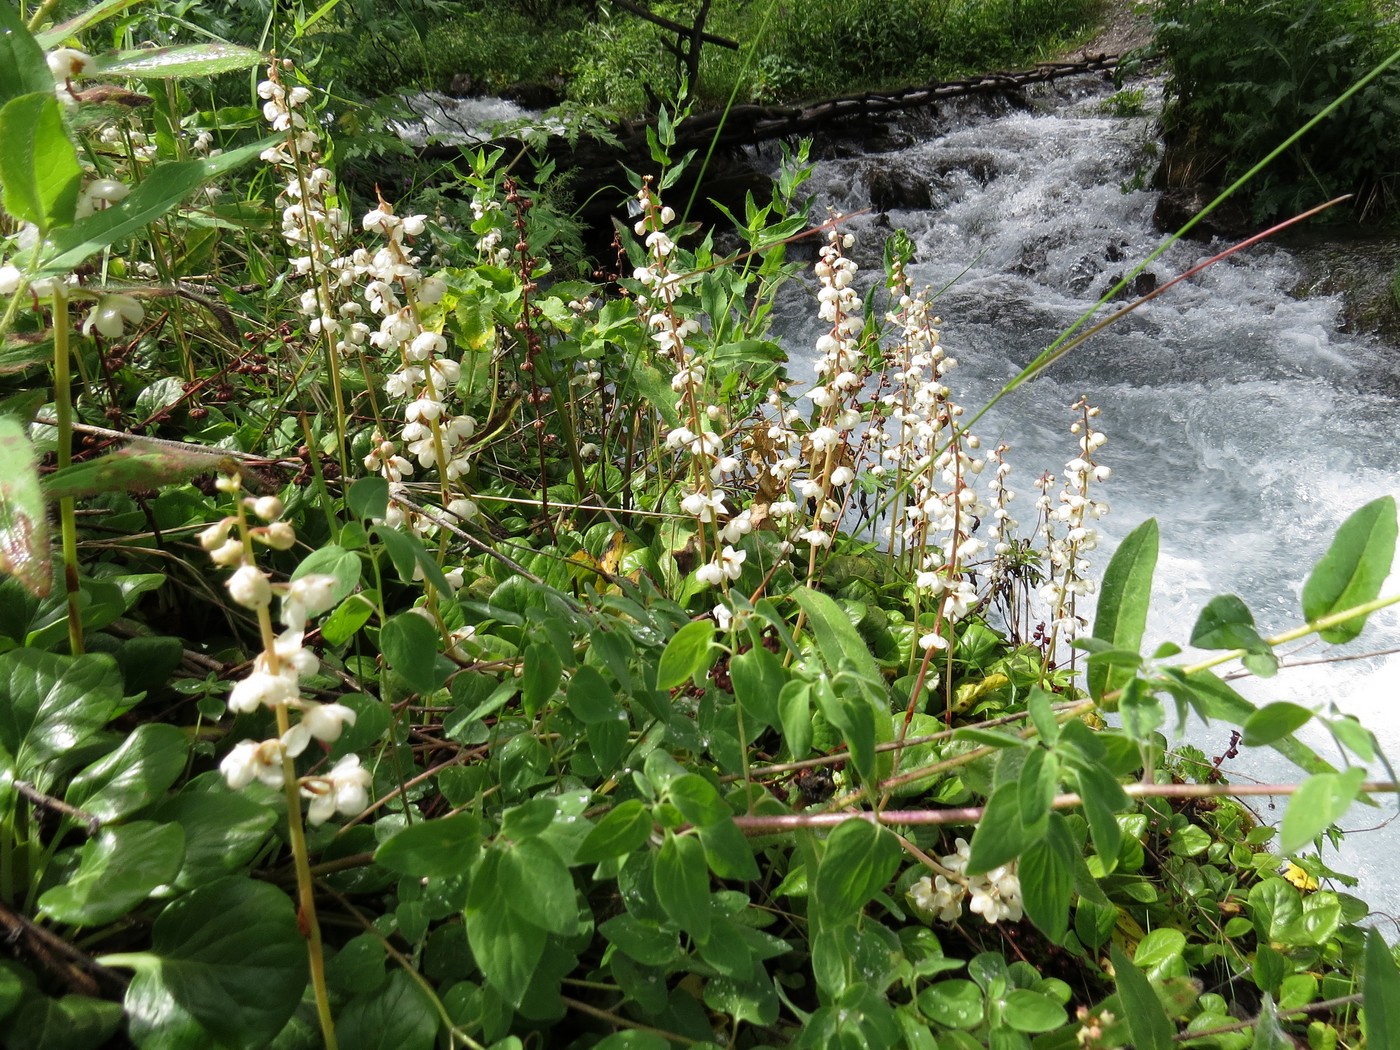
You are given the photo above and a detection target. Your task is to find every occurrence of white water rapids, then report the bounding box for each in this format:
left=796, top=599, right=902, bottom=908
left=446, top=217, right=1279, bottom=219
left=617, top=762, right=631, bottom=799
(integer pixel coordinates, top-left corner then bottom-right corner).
left=768, top=78, right=1400, bottom=921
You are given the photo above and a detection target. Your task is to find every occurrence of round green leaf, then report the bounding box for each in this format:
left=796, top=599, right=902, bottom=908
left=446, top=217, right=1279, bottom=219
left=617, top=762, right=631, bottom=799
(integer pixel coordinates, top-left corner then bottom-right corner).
left=40, top=821, right=185, bottom=925
left=149, top=783, right=278, bottom=890
left=575, top=801, right=654, bottom=864
left=1002, top=989, right=1067, bottom=1033
left=656, top=619, right=716, bottom=690
left=918, top=979, right=984, bottom=1029
left=375, top=814, right=483, bottom=878
left=117, top=876, right=305, bottom=1050
left=65, top=722, right=189, bottom=823
left=380, top=611, right=448, bottom=695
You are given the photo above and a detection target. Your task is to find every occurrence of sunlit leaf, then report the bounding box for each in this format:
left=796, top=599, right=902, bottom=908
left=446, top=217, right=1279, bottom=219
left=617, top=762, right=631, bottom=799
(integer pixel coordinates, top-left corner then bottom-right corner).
left=1279, top=766, right=1366, bottom=853
left=65, top=722, right=188, bottom=822
left=41, top=442, right=231, bottom=501
left=0, top=92, right=81, bottom=233
left=39, top=821, right=184, bottom=925
left=1302, top=496, right=1397, bottom=643
left=92, top=43, right=265, bottom=79
left=656, top=619, right=716, bottom=690
left=1089, top=517, right=1157, bottom=703
left=0, top=5, right=52, bottom=106
left=0, top=415, right=51, bottom=597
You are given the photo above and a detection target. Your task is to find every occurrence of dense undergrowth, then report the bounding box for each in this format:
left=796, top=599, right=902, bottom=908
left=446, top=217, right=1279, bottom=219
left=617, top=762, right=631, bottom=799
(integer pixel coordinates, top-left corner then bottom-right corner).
left=192, top=0, right=1102, bottom=114
left=1151, top=0, right=1400, bottom=224
left=3, top=1, right=1400, bottom=1049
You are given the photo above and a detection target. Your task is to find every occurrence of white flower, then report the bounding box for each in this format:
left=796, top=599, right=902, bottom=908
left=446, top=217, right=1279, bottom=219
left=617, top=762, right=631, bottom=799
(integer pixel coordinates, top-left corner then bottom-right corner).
left=250, top=496, right=284, bottom=521
left=227, top=668, right=298, bottom=713
left=285, top=574, right=339, bottom=620
left=227, top=565, right=272, bottom=609
left=220, top=738, right=286, bottom=790
left=717, top=545, right=746, bottom=581
left=46, top=48, right=92, bottom=81
left=81, top=294, right=144, bottom=339
left=304, top=754, right=373, bottom=825
left=304, top=701, right=357, bottom=741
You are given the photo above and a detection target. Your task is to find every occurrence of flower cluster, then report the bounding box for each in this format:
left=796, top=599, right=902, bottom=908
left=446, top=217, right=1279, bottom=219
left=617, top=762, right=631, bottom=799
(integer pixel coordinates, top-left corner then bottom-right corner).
left=907, top=837, right=1023, bottom=925
left=633, top=179, right=750, bottom=594
left=205, top=474, right=371, bottom=825
left=1037, top=397, right=1111, bottom=642
left=874, top=259, right=985, bottom=652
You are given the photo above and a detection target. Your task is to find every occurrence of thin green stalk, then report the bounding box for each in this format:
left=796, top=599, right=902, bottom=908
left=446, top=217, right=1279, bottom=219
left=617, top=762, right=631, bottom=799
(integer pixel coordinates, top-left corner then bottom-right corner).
left=51, top=285, right=84, bottom=654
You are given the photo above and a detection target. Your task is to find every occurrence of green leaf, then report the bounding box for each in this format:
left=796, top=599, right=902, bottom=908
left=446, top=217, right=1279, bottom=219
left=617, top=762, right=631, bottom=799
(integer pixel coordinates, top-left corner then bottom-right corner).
left=93, top=43, right=265, bottom=79
left=1002, top=989, right=1067, bottom=1033
left=918, top=979, right=984, bottom=1029
left=668, top=773, right=729, bottom=827
left=521, top=639, right=563, bottom=718
left=1111, top=944, right=1174, bottom=1050
left=39, top=821, right=184, bottom=925
left=380, top=612, right=450, bottom=696
left=791, top=586, right=882, bottom=683
left=778, top=680, right=813, bottom=758
left=1018, top=814, right=1074, bottom=942
left=566, top=664, right=618, bottom=723
left=1243, top=702, right=1314, bottom=747
left=0, top=5, right=52, bottom=107
left=575, top=801, right=654, bottom=864
left=1364, top=927, right=1400, bottom=1050
left=967, top=781, right=1034, bottom=875
left=1279, top=766, right=1366, bottom=853
left=374, top=814, right=483, bottom=877
left=0, top=414, right=51, bottom=597
left=347, top=476, right=389, bottom=521
left=464, top=852, right=546, bottom=1007
left=697, top=817, right=761, bottom=881
left=500, top=837, right=578, bottom=935
left=0, top=92, right=81, bottom=232
left=38, top=137, right=278, bottom=277
left=656, top=619, right=716, bottom=690
left=291, top=544, right=360, bottom=606
left=150, top=784, right=277, bottom=890
left=42, top=442, right=229, bottom=502
left=0, top=650, right=122, bottom=783
left=35, top=0, right=142, bottom=49
left=114, top=877, right=305, bottom=1050
left=65, top=722, right=188, bottom=823
left=813, top=818, right=901, bottom=926
left=1302, top=496, right=1397, bottom=643
left=1089, top=518, right=1158, bottom=702
left=1190, top=594, right=1273, bottom=655
left=372, top=524, right=455, bottom=597
left=5, top=994, right=123, bottom=1050
left=336, top=970, right=438, bottom=1050
left=653, top=831, right=712, bottom=942
left=730, top=643, right=783, bottom=729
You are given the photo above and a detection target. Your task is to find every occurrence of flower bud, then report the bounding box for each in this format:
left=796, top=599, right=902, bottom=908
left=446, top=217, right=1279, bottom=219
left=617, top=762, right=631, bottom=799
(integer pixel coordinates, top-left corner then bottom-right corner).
left=227, top=565, right=272, bottom=609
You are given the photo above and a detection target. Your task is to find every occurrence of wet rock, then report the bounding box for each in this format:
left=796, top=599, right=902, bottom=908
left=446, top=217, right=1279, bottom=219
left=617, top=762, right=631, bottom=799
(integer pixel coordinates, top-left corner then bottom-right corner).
left=1152, top=186, right=1251, bottom=240
left=865, top=163, right=933, bottom=212
left=501, top=80, right=563, bottom=109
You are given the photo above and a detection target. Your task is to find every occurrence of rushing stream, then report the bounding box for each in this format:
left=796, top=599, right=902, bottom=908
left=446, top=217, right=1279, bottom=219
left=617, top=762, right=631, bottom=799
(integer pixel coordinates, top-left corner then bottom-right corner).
left=767, top=77, right=1400, bottom=920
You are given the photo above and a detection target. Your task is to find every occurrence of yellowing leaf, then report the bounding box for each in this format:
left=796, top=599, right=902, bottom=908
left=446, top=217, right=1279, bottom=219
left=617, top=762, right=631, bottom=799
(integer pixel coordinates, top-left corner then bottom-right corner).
left=1282, top=862, right=1319, bottom=892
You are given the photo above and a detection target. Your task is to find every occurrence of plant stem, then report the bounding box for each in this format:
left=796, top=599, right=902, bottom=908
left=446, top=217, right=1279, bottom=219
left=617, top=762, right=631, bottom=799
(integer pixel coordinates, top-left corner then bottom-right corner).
left=51, top=285, right=84, bottom=654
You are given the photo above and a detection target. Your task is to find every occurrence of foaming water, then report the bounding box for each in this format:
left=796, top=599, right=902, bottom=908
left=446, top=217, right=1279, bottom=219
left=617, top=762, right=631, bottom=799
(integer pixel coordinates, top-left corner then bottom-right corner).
left=774, top=80, right=1400, bottom=916
left=394, top=93, right=558, bottom=147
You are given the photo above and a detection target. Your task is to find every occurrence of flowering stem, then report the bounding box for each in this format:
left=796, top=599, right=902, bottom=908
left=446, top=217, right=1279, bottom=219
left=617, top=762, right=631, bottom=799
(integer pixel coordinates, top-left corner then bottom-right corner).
left=51, top=284, right=84, bottom=655
left=237, top=492, right=336, bottom=1049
